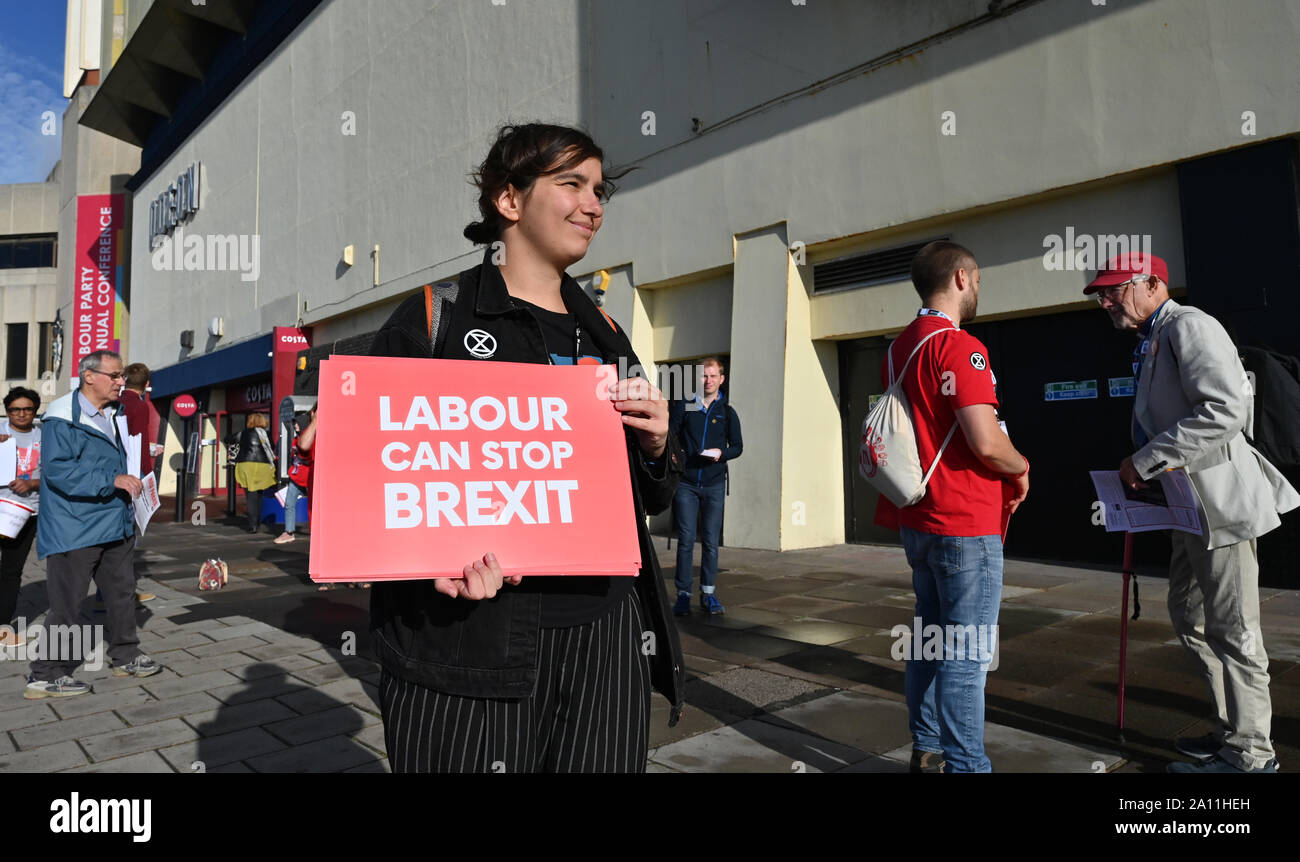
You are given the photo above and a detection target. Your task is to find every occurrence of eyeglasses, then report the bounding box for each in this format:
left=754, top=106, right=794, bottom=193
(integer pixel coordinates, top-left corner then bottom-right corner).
left=1092, top=275, right=1149, bottom=305
left=89, top=369, right=127, bottom=381
left=5, top=407, right=35, bottom=414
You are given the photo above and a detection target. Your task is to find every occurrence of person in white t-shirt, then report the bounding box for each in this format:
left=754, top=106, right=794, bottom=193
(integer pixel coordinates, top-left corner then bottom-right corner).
left=0, top=387, right=41, bottom=648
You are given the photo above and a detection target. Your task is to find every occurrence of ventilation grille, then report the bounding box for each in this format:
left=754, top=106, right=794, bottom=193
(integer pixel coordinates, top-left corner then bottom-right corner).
left=813, top=237, right=946, bottom=294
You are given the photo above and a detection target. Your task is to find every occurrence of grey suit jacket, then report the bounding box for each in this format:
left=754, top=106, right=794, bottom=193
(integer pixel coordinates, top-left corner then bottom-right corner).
left=1132, top=299, right=1300, bottom=549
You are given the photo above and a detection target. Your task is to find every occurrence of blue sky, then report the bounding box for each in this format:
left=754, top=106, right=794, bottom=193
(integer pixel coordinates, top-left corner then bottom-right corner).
left=0, top=1, right=69, bottom=184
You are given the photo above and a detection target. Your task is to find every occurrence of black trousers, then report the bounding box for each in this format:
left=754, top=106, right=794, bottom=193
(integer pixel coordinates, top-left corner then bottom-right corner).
left=0, top=515, right=37, bottom=626
left=379, top=590, right=651, bottom=773
left=244, top=488, right=262, bottom=531
left=31, top=536, right=139, bottom=680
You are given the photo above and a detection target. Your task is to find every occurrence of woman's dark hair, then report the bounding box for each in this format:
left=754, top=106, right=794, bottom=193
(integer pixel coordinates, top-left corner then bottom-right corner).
left=3, top=387, right=40, bottom=411
left=463, top=123, right=624, bottom=245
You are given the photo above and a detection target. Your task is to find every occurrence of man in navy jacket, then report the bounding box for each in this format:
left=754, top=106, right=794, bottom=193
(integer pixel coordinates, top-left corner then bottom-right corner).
left=26, top=351, right=161, bottom=699
left=668, top=357, right=743, bottom=615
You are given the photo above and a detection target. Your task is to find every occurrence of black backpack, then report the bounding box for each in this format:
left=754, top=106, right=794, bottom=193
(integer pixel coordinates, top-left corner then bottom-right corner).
left=1239, top=346, right=1300, bottom=468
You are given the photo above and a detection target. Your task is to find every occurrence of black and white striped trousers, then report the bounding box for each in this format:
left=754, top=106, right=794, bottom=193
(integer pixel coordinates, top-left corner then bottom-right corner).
left=378, top=590, right=651, bottom=773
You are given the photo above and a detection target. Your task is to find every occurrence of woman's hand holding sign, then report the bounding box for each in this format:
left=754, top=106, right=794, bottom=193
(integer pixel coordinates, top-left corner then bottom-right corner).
left=435, top=551, right=523, bottom=601
left=611, top=376, right=668, bottom=458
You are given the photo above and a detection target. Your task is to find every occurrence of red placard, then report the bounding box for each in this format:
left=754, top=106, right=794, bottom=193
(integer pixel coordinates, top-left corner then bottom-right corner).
left=174, top=394, right=198, bottom=418
left=72, top=194, right=125, bottom=380
left=308, top=357, right=642, bottom=582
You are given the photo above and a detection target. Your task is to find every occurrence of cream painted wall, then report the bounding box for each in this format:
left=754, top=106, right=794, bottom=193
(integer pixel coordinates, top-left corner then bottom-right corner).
left=809, top=171, right=1185, bottom=340
left=726, top=227, right=789, bottom=550
left=779, top=259, right=844, bottom=550
left=649, top=273, right=733, bottom=363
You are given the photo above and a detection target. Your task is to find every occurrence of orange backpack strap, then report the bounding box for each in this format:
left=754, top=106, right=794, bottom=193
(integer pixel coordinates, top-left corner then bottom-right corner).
left=421, top=279, right=462, bottom=356
left=597, top=307, right=617, bottom=332
left=424, top=283, right=435, bottom=341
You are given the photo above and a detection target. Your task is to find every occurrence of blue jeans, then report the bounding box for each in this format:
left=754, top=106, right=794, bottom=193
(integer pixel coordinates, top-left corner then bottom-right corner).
left=900, top=527, right=1003, bottom=773
left=673, top=481, right=725, bottom=595
left=284, top=483, right=302, bottom=533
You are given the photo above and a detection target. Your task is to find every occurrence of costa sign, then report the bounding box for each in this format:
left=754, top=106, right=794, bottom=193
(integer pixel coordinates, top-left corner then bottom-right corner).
left=227, top=381, right=273, bottom=412
left=174, top=394, right=198, bottom=418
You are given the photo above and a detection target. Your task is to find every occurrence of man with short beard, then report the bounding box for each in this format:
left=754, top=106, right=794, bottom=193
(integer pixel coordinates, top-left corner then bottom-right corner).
left=1088, top=252, right=1298, bottom=773
left=873, top=240, right=1029, bottom=773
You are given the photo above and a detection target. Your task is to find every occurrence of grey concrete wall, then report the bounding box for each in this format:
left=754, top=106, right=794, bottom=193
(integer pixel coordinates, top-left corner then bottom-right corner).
left=0, top=182, right=60, bottom=394
left=0, top=183, right=60, bottom=235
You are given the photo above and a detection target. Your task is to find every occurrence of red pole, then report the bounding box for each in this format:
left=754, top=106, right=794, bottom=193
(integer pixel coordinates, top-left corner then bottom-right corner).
left=1117, top=532, right=1134, bottom=740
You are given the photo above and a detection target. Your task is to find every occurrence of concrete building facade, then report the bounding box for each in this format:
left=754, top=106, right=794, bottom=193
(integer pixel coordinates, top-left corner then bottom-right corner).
left=0, top=181, right=61, bottom=397
left=79, top=0, right=1300, bottom=577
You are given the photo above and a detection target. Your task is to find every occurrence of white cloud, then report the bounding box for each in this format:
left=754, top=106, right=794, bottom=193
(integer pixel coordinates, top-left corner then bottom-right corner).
left=0, top=40, right=67, bottom=184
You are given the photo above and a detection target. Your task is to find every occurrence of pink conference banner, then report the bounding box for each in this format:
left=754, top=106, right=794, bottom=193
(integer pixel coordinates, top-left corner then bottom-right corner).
left=72, top=194, right=126, bottom=380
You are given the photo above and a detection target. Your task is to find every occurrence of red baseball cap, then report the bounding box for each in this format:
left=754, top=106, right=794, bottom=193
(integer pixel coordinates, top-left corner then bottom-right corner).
left=1083, top=252, right=1169, bottom=294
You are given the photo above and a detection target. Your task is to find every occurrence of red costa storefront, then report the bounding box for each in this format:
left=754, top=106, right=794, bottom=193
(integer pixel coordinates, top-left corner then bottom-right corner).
left=151, top=326, right=310, bottom=496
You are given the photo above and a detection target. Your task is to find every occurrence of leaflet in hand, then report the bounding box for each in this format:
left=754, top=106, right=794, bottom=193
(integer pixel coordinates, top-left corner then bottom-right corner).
left=1089, top=469, right=1202, bottom=535
left=133, top=473, right=161, bottom=536
left=0, top=438, right=14, bottom=485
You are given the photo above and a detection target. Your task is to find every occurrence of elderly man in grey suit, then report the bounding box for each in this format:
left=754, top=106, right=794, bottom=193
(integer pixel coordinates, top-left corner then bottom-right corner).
left=1088, top=252, right=1299, bottom=773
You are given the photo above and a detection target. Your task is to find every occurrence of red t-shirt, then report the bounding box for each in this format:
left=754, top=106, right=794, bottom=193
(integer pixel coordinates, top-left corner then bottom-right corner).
left=873, top=315, right=1005, bottom=537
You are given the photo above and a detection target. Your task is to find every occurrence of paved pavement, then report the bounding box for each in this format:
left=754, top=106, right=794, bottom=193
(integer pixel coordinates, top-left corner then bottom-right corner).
left=1, top=509, right=1297, bottom=773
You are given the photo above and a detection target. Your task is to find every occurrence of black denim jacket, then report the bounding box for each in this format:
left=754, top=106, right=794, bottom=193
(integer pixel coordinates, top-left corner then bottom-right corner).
left=366, top=252, right=686, bottom=723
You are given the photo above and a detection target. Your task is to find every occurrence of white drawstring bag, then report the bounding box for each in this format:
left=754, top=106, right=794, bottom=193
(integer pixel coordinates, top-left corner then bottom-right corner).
left=860, top=328, right=958, bottom=507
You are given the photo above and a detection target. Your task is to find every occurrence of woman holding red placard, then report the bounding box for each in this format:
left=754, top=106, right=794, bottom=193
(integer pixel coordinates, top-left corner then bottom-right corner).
left=364, top=124, right=685, bottom=773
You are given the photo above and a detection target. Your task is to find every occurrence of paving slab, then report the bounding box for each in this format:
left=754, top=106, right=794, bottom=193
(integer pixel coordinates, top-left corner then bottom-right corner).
left=246, top=734, right=382, bottom=773
left=0, top=702, right=59, bottom=734
left=12, top=710, right=124, bottom=750
left=159, top=650, right=268, bottom=678
left=264, top=704, right=380, bottom=745
left=185, top=635, right=272, bottom=658
left=746, top=619, right=875, bottom=647
left=63, top=751, right=175, bottom=773
left=142, top=669, right=241, bottom=699
left=879, top=721, right=1125, bottom=773
left=158, top=727, right=287, bottom=771
left=208, top=675, right=308, bottom=706
left=80, top=717, right=199, bottom=762
left=226, top=654, right=321, bottom=680
left=351, top=722, right=388, bottom=756
left=206, top=621, right=277, bottom=641
left=291, top=658, right=378, bottom=687
left=240, top=641, right=314, bottom=661
left=0, top=740, right=88, bottom=771
left=806, top=581, right=913, bottom=604
left=756, top=690, right=914, bottom=756
left=136, top=631, right=218, bottom=653
left=117, top=692, right=222, bottom=726
left=649, top=698, right=736, bottom=749
left=184, top=697, right=299, bottom=736
left=648, top=719, right=869, bottom=773
left=86, top=668, right=183, bottom=693
left=275, top=677, right=380, bottom=716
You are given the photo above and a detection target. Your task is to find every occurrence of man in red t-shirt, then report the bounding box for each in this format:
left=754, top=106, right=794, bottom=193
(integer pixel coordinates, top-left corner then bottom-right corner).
left=873, top=240, right=1030, bottom=773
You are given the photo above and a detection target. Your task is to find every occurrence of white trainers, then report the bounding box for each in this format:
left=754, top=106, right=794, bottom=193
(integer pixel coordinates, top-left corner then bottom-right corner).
left=25, top=675, right=91, bottom=699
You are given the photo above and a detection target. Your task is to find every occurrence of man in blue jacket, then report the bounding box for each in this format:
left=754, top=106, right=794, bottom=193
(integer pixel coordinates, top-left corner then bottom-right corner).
left=669, top=357, right=743, bottom=615
left=26, top=350, right=161, bottom=699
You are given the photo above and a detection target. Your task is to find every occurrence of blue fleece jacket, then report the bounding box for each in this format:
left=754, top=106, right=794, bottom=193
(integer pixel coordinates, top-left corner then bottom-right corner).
left=35, top=390, right=134, bottom=559
left=668, top=393, right=743, bottom=487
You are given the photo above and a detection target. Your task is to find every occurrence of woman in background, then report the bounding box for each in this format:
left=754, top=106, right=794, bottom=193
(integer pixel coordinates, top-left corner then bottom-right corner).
left=0, top=388, right=42, bottom=649
left=233, top=413, right=276, bottom=534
